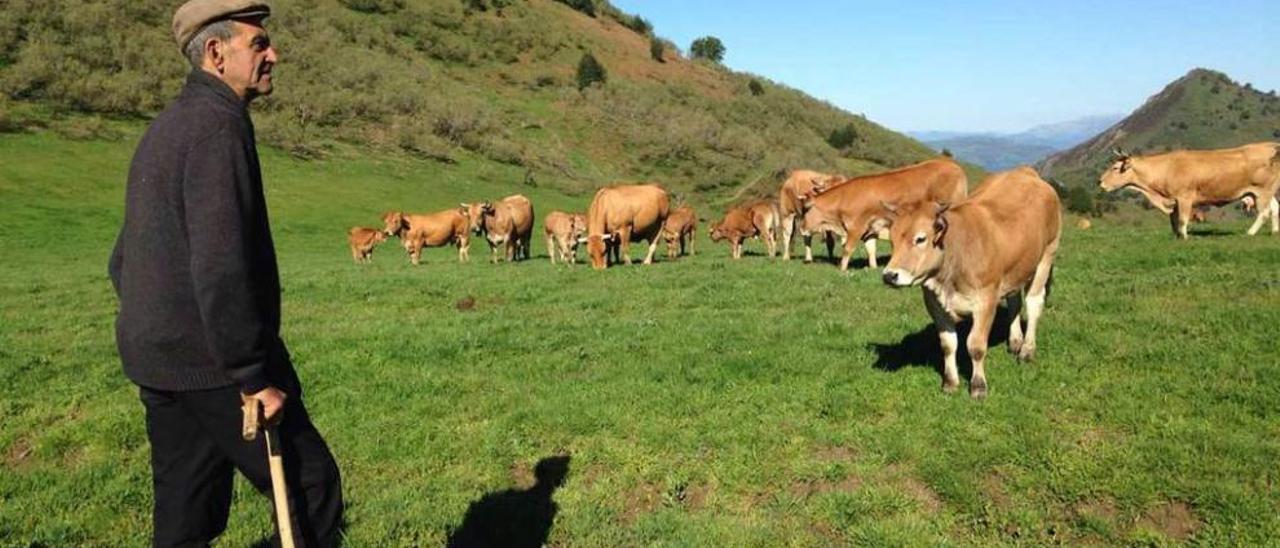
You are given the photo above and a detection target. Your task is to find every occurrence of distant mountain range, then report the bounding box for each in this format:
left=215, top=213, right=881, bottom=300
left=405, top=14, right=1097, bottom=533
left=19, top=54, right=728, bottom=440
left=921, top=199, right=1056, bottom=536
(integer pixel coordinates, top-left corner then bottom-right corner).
left=1038, top=68, right=1280, bottom=189
left=911, top=114, right=1123, bottom=171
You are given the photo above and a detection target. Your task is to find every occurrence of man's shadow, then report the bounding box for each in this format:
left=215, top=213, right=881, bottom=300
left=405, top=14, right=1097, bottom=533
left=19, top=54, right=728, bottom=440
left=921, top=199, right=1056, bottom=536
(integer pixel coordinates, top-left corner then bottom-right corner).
left=447, top=455, right=571, bottom=548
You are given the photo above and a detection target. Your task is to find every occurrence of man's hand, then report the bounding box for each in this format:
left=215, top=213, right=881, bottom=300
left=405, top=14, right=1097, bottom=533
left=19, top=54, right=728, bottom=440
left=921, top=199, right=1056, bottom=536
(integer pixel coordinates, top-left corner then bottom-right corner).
left=244, top=386, right=287, bottom=423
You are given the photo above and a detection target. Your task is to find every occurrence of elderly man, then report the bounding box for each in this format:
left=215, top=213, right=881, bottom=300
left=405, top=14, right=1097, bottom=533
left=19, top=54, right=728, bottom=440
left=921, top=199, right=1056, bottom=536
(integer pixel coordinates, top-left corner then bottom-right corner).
left=108, top=1, right=342, bottom=545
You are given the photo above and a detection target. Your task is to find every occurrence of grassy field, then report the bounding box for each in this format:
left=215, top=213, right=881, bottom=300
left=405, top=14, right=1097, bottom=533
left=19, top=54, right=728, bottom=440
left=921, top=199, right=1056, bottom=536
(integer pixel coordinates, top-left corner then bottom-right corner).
left=2, top=130, right=1279, bottom=546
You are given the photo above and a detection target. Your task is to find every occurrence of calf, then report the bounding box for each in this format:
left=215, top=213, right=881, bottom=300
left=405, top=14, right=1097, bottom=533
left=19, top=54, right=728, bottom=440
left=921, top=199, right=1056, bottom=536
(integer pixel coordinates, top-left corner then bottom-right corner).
left=881, top=167, right=1061, bottom=398
left=347, top=226, right=387, bottom=264
left=463, top=195, right=536, bottom=263
left=662, top=206, right=698, bottom=260
left=709, top=199, right=780, bottom=259
left=778, top=169, right=846, bottom=261
left=544, top=211, right=587, bottom=265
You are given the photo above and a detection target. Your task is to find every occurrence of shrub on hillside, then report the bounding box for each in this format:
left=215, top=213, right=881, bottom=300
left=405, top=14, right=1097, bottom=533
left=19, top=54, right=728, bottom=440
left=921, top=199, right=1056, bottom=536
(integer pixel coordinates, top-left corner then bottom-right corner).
left=624, top=15, right=652, bottom=35
left=690, top=36, right=725, bottom=62
left=650, top=38, right=665, bottom=62
left=577, top=53, right=607, bottom=90
left=339, top=0, right=404, bottom=14
left=554, top=0, right=595, bottom=17
left=827, top=123, right=858, bottom=150
left=1066, top=186, right=1094, bottom=216
left=748, top=79, right=765, bottom=96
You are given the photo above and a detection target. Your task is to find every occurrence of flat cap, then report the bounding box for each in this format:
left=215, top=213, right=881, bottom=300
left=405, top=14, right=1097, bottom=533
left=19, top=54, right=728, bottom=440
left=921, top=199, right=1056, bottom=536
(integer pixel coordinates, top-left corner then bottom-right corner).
left=173, top=0, right=271, bottom=52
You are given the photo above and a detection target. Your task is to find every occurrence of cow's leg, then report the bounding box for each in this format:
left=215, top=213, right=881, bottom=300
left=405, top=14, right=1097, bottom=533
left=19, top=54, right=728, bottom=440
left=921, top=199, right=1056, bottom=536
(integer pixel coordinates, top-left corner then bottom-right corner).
left=1019, top=239, right=1058, bottom=362
left=546, top=235, right=556, bottom=264
left=838, top=235, right=858, bottom=272
left=767, top=225, right=778, bottom=258
left=1246, top=194, right=1278, bottom=236
left=1174, top=199, right=1193, bottom=239
left=802, top=230, right=814, bottom=263
left=351, top=246, right=361, bottom=264
left=1005, top=292, right=1025, bottom=356
left=458, top=237, right=470, bottom=263
left=1269, top=197, right=1280, bottom=234
left=966, top=294, right=999, bottom=399
left=409, top=241, right=423, bottom=266
left=863, top=238, right=878, bottom=269
left=643, top=235, right=660, bottom=265
left=924, top=289, right=960, bottom=393
left=689, top=230, right=696, bottom=256
left=825, top=232, right=836, bottom=262
left=781, top=214, right=795, bottom=260
left=619, top=227, right=634, bottom=265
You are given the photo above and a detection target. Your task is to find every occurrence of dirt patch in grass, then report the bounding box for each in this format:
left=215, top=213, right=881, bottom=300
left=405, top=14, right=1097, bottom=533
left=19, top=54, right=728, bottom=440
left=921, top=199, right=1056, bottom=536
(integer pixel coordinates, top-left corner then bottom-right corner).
left=897, top=475, right=943, bottom=514
left=509, top=460, right=536, bottom=489
left=4, top=437, right=34, bottom=469
left=982, top=471, right=1011, bottom=511
left=815, top=445, right=858, bottom=463
left=1075, top=498, right=1118, bottom=522
left=675, top=482, right=712, bottom=511
left=618, top=481, right=662, bottom=525
left=789, top=475, right=863, bottom=500
left=1137, top=501, right=1200, bottom=541
left=575, top=462, right=607, bottom=490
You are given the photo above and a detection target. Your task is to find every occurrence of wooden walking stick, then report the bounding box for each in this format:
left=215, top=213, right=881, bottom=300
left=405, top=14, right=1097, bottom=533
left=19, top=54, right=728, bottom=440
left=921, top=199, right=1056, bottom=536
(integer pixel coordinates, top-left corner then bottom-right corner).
left=242, top=396, right=298, bottom=548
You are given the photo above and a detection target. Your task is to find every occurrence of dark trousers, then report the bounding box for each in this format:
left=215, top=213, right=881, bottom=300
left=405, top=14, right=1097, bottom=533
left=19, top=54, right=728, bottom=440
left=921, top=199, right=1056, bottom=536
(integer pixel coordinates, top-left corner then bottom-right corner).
left=140, top=385, right=343, bottom=547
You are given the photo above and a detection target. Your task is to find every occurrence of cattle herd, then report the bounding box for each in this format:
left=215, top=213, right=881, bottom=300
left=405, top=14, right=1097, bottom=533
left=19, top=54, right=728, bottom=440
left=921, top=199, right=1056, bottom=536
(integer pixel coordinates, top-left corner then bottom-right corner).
left=345, top=141, right=1279, bottom=397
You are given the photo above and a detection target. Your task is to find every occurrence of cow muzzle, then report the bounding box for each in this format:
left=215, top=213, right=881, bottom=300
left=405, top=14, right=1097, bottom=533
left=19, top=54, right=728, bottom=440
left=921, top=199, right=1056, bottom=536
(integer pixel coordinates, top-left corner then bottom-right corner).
left=881, top=268, right=914, bottom=287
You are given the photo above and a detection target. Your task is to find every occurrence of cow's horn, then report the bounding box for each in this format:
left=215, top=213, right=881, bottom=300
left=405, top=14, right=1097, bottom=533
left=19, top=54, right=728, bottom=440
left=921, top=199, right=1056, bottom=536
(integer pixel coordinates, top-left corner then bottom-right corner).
left=1111, top=147, right=1128, bottom=159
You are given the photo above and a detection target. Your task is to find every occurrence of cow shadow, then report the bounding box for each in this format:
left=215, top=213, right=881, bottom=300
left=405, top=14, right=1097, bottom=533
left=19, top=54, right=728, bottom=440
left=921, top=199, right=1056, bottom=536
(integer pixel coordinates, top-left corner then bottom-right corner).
left=1185, top=226, right=1238, bottom=237
left=868, top=308, right=1016, bottom=380
left=447, top=455, right=571, bottom=548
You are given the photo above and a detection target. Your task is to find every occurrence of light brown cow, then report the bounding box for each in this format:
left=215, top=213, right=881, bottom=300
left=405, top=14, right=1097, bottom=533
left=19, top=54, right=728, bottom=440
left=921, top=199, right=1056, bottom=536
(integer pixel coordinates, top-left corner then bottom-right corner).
left=544, top=211, right=587, bottom=265
left=709, top=199, right=781, bottom=259
left=881, top=167, right=1062, bottom=399
left=347, top=226, right=387, bottom=264
left=778, top=169, right=846, bottom=261
left=462, top=195, right=536, bottom=263
left=382, top=209, right=471, bottom=265
left=802, top=158, right=968, bottom=272
left=1100, top=143, right=1280, bottom=238
left=585, top=183, right=671, bottom=270
left=662, top=205, right=698, bottom=260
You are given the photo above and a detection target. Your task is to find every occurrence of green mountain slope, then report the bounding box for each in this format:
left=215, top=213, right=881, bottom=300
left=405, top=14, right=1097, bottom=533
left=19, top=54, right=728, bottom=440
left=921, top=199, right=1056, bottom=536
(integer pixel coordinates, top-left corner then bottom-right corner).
left=0, top=0, right=938, bottom=201
left=1038, top=68, right=1280, bottom=189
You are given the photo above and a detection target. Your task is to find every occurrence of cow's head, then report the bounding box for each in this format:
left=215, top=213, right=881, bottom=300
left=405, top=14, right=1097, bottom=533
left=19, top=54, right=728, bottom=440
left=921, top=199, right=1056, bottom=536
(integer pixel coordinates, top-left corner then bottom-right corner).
left=708, top=221, right=727, bottom=243
left=571, top=215, right=588, bottom=243
left=881, top=201, right=949, bottom=288
left=373, top=230, right=388, bottom=244
left=381, top=211, right=406, bottom=237
left=586, top=233, right=614, bottom=270
left=460, top=202, right=494, bottom=234
left=1241, top=195, right=1257, bottom=213
left=1099, top=148, right=1136, bottom=191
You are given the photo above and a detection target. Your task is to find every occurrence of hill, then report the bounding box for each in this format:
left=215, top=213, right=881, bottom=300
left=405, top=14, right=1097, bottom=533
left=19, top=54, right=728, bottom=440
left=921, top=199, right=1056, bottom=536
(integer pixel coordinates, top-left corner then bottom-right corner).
left=912, top=114, right=1121, bottom=171
left=0, top=0, right=939, bottom=203
left=1038, top=68, right=1280, bottom=189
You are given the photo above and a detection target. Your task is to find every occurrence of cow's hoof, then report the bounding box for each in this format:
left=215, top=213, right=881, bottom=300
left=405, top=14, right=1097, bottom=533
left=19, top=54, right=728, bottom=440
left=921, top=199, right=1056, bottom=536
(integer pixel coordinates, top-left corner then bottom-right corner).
left=1017, top=346, right=1036, bottom=363
left=969, top=379, right=988, bottom=399
left=1008, top=337, right=1024, bottom=355
left=941, top=381, right=960, bottom=394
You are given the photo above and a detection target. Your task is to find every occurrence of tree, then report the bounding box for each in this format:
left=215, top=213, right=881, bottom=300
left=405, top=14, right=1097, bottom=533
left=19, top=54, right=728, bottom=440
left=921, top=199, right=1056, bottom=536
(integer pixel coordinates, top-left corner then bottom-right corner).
left=748, top=79, right=764, bottom=96
left=1066, top=186, right=1094, bottom=216
left=649, top=38, right=665, bottom=63
left=689, top=36, right=725, bottom=63
left=553, top=0, right=595, bottom=17
left=576, top=53, right=607, bottom=90
left=827, top=123, right=859, bottom=150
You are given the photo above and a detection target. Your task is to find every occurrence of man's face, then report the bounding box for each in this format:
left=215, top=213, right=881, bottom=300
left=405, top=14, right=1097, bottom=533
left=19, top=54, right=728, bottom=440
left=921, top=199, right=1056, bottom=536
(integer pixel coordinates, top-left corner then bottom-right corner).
left=214, top=18, right=278, bottom=100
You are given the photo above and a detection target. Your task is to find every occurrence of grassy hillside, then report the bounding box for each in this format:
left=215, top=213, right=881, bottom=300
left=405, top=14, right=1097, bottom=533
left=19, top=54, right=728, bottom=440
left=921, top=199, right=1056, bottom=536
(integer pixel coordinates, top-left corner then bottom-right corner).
left=1039, top=68, right=1280, bottom=190
left=3, top=130, right=1280, bottom=545
left=0, top=0, right=938, bottom=204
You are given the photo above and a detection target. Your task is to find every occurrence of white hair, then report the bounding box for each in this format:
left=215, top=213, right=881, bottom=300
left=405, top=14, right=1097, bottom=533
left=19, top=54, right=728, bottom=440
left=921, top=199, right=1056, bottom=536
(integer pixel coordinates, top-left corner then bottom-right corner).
left=184, top=20, right=236, bottom=69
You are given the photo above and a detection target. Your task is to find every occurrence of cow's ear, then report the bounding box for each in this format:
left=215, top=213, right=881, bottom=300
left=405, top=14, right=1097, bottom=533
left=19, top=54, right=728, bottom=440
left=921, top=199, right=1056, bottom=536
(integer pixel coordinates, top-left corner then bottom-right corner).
left=880, top=201, right=899, bottom=217
left=932, top=213, right=949, bottom=246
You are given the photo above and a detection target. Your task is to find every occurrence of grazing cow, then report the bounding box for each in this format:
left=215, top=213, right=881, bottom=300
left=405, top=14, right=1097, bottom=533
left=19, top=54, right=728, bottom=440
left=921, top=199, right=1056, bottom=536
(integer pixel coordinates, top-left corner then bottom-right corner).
left=802, top=158, right=968, bottom=272
left=585, top=183, right=671, bottom=270
left=544, top=211, right=587, bottom=265
left=709, top=199, right=781, bottom=259
left=1100, top=143, right=1280, bottom=238
left=881, top=167, right=1062, bottom=398
left=462, top=195, right=536, bottom=263
left=382, top=209, right=471, bottom=265
left=778, top=169, right=846, bottom=261
left=662, top=205, right=698, bottom=260
left=347, top=226, right=387, bottom=264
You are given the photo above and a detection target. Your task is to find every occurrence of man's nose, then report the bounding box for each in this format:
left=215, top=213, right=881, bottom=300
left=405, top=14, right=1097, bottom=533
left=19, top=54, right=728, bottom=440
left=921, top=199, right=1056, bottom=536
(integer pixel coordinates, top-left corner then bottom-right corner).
left=265, top=46, right=279, bottom=63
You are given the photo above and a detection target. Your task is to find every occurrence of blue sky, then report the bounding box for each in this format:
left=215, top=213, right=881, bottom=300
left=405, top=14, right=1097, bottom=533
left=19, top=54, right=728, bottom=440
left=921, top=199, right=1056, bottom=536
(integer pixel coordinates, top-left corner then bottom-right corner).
left=612, top=0, right=1280, bottom=134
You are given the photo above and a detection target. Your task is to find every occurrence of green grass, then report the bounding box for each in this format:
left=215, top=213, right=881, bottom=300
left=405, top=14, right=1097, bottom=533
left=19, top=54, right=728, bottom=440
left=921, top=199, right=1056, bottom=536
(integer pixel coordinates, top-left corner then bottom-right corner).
left=2, top=131, right=1279, bottom=546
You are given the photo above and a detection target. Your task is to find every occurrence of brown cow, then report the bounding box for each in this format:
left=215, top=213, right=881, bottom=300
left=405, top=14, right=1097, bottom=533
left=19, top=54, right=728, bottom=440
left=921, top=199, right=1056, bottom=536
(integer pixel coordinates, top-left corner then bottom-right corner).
left=347, top=226, right=387, bottom=264
left=709, top=199, right=781, bottom=259
left=881, top=167, right=1062, bottom=398
left=585, top=183, right=671, bottom=270
left=802, top=158, right=968, bottom=272
left=778, top=169, right=846, bottom=261
left=544, top=211, right=587, bottom=265
left=382, top=209, right=471, bottom=265
left=662, top=205, right=698, bottom=260
left=462, top=194, right=536, bottom=263
left=1100, top=143, right=1280, bottom=238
